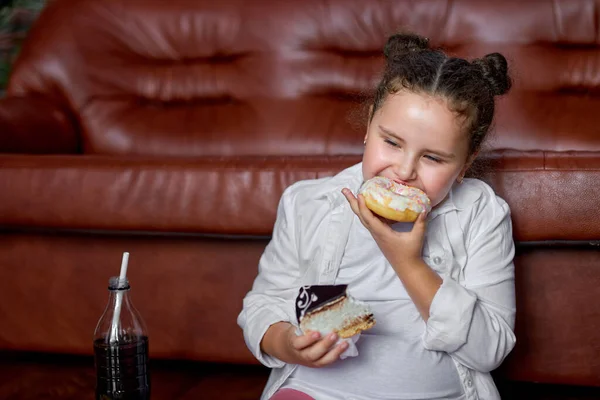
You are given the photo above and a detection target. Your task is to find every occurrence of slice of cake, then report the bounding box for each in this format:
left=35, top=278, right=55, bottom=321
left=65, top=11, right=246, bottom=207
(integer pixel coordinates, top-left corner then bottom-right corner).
left=295, top=284, right=375, bottom=338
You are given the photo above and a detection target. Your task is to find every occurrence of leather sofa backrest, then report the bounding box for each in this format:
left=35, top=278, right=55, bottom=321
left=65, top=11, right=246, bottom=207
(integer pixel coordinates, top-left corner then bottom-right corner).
left=7, top=0, right=600, bottom=156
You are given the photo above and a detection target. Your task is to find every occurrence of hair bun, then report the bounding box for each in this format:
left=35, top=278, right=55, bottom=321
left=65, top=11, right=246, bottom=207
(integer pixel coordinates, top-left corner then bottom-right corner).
left=472, top=53, right=512, bottom=96
left=384, top=33, right=430, bottom=62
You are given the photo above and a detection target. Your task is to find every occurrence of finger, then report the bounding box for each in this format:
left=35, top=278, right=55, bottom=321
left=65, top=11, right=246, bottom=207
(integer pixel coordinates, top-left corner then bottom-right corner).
left=356, top=194, right=374, bottom=222
left=411, top=211, right=428, bottom=237
left=314, top=340, right=350, bottom=367
left=292, top=330, right=321, bottom=351
left=354, top=194, right=376, bottom=228
left=357, top=194, right=388, bottom=230
left=303, top=332, right=339, bottom=362
left=341, top=188, right=361, bottom=216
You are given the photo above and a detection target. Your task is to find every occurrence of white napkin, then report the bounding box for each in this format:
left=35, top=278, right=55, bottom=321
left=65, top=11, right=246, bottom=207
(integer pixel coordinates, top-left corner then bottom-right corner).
left=338, top=333, right=360, bottom=359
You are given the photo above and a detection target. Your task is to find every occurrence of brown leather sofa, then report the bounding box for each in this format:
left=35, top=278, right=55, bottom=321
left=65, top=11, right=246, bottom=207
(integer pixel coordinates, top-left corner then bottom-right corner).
left=1, top=0, right=600, bottom=398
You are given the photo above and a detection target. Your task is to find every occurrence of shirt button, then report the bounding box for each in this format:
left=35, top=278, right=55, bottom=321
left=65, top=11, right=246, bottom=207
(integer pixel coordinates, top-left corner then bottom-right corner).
left=433, top=256, right=442, bottom=265
left=467, top=379, right=473, bottom=387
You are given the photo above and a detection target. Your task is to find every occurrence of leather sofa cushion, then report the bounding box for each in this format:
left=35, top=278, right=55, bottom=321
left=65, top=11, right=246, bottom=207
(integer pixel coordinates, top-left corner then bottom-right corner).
left=1, top=234, right=598, bottom=386
left=1, top=152, right=599, bottom=242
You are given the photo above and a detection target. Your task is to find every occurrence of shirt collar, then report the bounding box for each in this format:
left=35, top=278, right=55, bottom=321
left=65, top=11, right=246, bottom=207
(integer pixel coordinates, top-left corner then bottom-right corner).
left=428, top=185, right=460, bottom=220
left=327, top=163, right=364, bottom=209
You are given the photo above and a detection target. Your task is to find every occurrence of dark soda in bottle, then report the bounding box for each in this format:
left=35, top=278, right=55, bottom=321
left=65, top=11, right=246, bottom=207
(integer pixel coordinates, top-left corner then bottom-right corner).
left=94, top=276, right=150, bottom=400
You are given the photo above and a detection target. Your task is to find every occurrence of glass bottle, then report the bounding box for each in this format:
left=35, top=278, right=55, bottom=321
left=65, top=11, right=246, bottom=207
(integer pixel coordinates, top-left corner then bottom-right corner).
left=93, top=276, right=150, bottom=400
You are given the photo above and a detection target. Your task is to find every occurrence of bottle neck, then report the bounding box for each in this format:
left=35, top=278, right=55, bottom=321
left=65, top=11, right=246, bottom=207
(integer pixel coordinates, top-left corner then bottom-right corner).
left=107, top=288, right=131, bottom=306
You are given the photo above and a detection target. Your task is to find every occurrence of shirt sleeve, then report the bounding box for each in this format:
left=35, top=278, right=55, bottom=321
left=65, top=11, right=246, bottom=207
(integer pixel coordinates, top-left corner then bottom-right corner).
left=237, top=187, right=300, bottom=368
left=422, top=197, right=516, bottom=373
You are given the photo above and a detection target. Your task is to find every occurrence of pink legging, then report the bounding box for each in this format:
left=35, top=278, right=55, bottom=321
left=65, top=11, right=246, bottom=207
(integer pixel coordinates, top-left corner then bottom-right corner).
left=270, top=388, right=316, bottom=400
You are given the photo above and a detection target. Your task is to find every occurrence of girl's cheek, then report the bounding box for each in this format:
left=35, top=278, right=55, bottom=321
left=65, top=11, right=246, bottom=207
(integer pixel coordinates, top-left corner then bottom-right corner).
left=421, top=171, right=452, bottom=201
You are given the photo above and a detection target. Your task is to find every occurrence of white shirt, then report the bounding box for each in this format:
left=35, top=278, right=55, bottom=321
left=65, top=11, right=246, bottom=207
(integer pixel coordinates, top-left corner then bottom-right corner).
left=237, top=163, right=516, bottom=400
left=282, top=214, right=465, bottom=399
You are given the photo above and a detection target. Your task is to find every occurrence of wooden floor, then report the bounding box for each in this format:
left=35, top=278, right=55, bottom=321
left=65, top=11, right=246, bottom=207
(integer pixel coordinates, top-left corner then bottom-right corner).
left=1, top=352, right=599, bottom=399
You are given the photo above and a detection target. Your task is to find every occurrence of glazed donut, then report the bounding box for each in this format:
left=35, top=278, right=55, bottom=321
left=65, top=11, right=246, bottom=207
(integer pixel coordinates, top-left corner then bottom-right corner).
left=358, top=176, right=431, bottom=222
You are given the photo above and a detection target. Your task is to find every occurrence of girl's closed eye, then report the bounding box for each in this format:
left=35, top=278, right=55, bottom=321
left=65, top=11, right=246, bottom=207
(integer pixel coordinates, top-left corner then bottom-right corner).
left=424, top=155, right=443, bottom=163
left=384, top=138, right=399, bottom=147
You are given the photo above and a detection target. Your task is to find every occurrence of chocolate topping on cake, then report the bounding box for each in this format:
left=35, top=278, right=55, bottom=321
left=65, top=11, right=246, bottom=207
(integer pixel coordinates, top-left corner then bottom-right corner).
left=295, top=284, right=348, bottom=322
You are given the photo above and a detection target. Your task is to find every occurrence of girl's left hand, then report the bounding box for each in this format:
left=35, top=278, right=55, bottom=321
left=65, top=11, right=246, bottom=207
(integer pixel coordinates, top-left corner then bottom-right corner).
left=342, top=188, right=427, bottom=269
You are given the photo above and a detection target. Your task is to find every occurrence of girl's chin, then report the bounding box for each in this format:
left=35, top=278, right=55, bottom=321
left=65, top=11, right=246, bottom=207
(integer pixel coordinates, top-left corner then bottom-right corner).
left=429, top=195, right=447, bottom=209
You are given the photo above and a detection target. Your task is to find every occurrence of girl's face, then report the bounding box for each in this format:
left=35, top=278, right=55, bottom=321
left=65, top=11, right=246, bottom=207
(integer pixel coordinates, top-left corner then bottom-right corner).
left=362, top=91, right=472, bottom=208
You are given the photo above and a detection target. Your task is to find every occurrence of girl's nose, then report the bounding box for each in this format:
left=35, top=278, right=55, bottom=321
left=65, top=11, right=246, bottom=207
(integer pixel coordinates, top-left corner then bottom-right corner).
left=394, top=158, right=417, bottom=182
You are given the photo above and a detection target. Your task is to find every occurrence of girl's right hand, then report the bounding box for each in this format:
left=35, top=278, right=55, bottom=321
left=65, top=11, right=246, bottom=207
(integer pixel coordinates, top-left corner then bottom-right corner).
left=262, top=322, right=349, bottom=368
left=284, top=325, right=349, bottom=368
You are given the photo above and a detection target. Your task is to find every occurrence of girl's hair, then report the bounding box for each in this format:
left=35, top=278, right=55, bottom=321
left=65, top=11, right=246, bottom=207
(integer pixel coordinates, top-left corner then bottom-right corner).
left=371, top=33, right=512, bottom=156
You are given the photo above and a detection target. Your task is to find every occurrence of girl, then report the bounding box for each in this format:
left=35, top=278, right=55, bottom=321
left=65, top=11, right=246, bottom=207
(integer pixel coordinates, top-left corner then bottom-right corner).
left=238, top=33, right=516, bottom=400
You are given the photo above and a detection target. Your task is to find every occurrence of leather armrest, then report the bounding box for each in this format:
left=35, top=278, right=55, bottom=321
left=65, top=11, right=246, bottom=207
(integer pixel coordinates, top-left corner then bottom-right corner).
left=0, top=95, right=80, bottom=154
